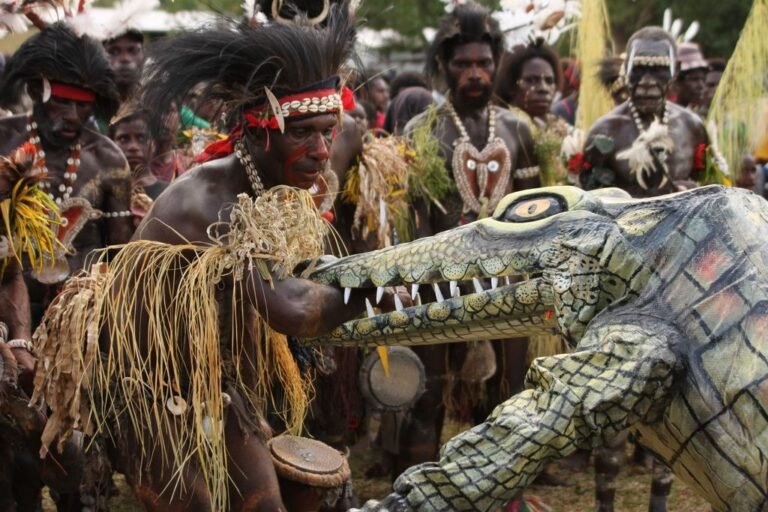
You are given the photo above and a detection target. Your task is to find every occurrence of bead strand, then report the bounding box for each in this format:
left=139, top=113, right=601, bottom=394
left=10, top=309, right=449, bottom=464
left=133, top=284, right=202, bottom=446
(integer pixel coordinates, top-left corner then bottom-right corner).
left=28, top=114, right=81, bottom=205
left=628, top=99, right=669, bottom=134
left=234, top=138, right=266, bottom=197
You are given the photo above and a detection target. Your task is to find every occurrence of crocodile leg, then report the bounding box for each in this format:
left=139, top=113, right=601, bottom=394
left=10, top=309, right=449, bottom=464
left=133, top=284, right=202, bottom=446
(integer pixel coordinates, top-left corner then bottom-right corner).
left=357, top=318, right=682, bottom=512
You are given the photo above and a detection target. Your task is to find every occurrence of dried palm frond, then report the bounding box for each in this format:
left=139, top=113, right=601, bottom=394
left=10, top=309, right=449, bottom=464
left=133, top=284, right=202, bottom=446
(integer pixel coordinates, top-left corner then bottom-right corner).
left=343, top=136, right=411, bottom=248
left=31, top=263, right=107, bottom=456
left=32, top=187, right=326, bottom=511
left=707, top=0, right=768, bottom=182
left=574, top=0, right=614, bottom=132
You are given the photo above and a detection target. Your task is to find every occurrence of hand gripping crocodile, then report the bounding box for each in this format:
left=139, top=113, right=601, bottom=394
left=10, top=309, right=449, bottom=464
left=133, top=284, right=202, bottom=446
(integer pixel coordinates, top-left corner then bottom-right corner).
left=303, top=185, right=768, bottom=511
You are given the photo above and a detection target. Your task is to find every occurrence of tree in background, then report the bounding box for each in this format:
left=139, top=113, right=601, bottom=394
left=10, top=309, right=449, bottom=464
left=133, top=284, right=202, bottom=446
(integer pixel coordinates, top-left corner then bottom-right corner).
left=96, top=0, right=751, bottom=58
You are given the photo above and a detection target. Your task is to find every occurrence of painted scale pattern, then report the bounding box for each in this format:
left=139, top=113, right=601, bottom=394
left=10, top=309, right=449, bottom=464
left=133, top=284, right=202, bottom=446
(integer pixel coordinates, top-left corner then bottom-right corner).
left=305, top=186, right=768, bottom=511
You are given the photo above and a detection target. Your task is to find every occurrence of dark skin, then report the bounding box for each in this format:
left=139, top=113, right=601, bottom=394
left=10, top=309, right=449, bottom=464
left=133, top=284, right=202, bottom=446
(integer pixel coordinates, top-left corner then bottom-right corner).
left=674, top=67, right=707, bottom=109
left=408, top=42, right=539, bottom=234
left=389, top=41, right=537, bottom=477
left=369, top=77, right=390, bottom=114
left=704, top=69, right=723, bottom=113
left=111, top=118, right=156, bottom=187
left=584, top=41, right=708, bottom=197
left=509, top=57, right=557, bottom=121
left=0, top=93, right=132, bottom=280
left=129, top=113, right=392, bottom=510
left=104, top=35, right=144, bottom=101
left=0, top=259, right=35, bottom=383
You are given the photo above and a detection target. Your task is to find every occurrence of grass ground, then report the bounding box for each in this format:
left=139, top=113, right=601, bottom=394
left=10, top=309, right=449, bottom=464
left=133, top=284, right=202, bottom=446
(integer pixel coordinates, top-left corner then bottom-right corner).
left=43, top=419, right=712, bottom=511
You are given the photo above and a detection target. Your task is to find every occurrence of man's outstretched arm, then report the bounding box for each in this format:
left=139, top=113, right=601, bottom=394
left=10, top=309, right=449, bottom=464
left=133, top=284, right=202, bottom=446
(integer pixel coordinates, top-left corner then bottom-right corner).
left=363, top=319, right=681, bottom=511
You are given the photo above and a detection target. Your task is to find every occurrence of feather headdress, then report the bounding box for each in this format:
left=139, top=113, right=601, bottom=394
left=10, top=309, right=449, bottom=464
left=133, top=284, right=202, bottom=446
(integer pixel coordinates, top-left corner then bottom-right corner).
left=141, top=1, right=356, bottom=139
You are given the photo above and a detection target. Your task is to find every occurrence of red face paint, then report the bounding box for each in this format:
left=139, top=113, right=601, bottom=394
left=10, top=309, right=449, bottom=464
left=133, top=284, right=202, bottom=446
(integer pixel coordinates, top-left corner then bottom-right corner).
left=282, top=145, right=314, bottom=188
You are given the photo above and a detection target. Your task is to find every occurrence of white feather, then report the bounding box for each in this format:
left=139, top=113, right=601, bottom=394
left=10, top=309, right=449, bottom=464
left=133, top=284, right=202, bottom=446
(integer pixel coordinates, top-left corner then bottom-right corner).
left=662, top=8, right=672, bottom=32
left=242, top=0, right=256, bottom=19
left=670, top=19, right=682, bottom=40
left=683, top=21, right=699, bottom=42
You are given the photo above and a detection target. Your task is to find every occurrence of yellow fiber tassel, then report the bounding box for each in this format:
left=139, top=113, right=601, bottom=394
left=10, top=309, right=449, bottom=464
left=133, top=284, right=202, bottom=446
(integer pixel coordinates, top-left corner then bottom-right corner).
left=574, top=0, right=615, bottom=133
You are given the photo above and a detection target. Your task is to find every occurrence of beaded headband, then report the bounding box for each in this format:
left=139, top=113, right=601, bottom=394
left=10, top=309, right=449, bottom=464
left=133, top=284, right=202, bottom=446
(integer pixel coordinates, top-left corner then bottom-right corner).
left=626, top=40, right=676, bottom=77
left=193, top=78, right=356, bottom=163
left=243, top=86, right=355, bottom=130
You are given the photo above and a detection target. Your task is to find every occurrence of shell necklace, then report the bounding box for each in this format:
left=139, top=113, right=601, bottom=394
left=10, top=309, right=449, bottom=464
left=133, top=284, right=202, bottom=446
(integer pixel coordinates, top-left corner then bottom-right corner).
left=26, top=115, right=82, bottom=206
left=446, top=101, right=511, bottom=216
left=234, top=138, right=265, bottom=196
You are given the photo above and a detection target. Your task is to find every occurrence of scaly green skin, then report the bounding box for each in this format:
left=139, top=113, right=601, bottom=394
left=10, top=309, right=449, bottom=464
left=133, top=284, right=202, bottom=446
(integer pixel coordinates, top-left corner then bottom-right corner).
left=303, top=185, right=768, bottom=511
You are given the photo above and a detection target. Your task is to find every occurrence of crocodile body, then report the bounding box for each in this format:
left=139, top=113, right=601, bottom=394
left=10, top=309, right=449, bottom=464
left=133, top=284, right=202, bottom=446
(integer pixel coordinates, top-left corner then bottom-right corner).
left=304, top=186, right=768, bottom=511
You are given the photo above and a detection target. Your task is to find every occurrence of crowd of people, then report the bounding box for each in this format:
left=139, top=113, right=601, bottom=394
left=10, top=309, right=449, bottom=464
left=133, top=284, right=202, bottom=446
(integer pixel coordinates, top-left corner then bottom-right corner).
left=0, top=0, right=766, bottom=510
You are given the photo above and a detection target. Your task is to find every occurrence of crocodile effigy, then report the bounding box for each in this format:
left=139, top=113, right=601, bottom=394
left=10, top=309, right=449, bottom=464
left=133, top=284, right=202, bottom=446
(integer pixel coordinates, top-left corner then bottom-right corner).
left=303, top=185, right=768, bottom=511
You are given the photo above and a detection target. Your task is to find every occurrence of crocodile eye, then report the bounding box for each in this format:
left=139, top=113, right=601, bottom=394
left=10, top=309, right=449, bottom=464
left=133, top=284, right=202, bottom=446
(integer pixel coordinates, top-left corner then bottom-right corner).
left=501, top=195, right=565, bottom=223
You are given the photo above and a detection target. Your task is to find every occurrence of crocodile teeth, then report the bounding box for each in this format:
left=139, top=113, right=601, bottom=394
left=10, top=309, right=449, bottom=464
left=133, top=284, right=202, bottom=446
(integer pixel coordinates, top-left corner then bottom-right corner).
left=505, top=276, right=512, bottom=286
left=376, top=286, right=385, bottom=304
left=452, top=287, right=461, bottom=298
left=415, top=293, right=422, bottom=306
left=344, top=287, right=351, bottom=305
left=449, top=280, right=458, bottom=296
left=472, top=278, right=484, bottom=294
left=365, top=298, right=375, bottom=318
left=411, top=284, right=419, bottom=299
left=393, top=293, right=404, bottom=311
left=433, top=284, right=445, bottom=303
left=491, top=277, right=499, bottom=290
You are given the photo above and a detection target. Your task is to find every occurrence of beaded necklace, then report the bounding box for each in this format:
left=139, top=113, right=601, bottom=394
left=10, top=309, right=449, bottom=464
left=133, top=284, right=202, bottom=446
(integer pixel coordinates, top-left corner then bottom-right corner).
left=446, top=101, right=511, bottom=216
left=623, top=100, right=674, bottom=191
left=26, top=115, right=81, bottom=206
left=234, top=138, right=266, bottom=197
left=628, top=99, right=669, bottom=133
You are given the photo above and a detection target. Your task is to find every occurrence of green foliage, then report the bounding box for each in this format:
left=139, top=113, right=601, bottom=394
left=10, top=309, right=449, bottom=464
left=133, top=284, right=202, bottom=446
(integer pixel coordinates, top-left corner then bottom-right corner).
left=606, top=0, right=752, bottom=58
left=359, top=0, right=500, bottom=41
left=94, top=0, right=752, bottom=58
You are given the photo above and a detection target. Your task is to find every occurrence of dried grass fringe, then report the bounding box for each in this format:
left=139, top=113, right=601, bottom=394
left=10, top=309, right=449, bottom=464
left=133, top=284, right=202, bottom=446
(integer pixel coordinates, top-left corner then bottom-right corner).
left=31, top=187, right=327, bottom=511
left=343, top=136, right=410, bottom=248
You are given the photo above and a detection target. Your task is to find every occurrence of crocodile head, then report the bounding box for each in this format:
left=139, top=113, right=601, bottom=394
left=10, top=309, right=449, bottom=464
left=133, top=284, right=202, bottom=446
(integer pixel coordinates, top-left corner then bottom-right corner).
left=304, top=185, right=721, bottom=347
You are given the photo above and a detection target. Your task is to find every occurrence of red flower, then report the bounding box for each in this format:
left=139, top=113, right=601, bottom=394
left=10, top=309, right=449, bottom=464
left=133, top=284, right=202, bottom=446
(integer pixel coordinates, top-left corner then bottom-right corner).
left=694, top=143, right=707, bottom=172
left=567, top=152, right=590, bottom=174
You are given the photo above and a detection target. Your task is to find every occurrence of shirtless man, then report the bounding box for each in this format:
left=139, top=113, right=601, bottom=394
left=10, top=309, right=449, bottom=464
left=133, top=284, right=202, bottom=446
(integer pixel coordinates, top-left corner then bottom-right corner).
left=0, top=23, right=133, bottom=283
left=103, top=27, right=144, bottom=103
left=96, top=8, right=397, bottom=510
left=579, top=27, right=709, bottom=197
left=386, top=0, right=538, bottom=480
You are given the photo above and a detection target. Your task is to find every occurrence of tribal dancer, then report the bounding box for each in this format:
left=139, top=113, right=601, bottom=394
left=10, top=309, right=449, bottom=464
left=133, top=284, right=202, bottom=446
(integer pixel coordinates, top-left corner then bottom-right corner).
left=0, top=23, right=132, bottom=286
left=576, top=27, right=711, bottom=197
left=32, top=6, right=396, bottom=511
left=383, top=0, right=538, bottom=485
left=0, top=134, right=84, bottom=512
